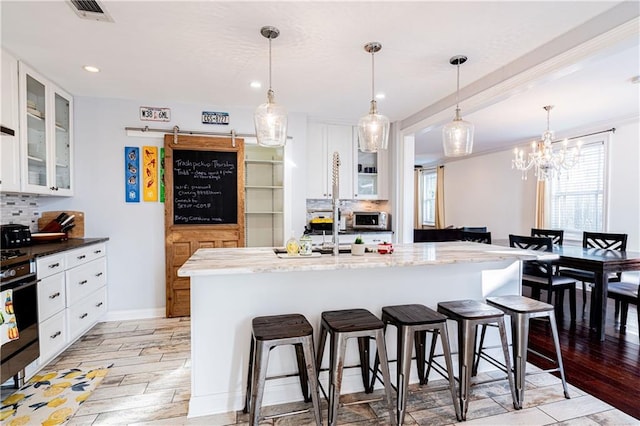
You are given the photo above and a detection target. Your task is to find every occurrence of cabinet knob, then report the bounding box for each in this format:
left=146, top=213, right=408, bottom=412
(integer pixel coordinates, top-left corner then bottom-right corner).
left=51, top=331, right=61, bottom=339
left=79, top=280, right=88, bottom=285
left=49, top=263, right=60, bottom=269
left=49, top=292, right=61, bottom=299
left=95, top=272, right=103, bottom=277
left=96, top=302, right=103, bottom=307
left=77, top=255, right=86, bottom=260
left=79, top=313, right=88, bottom=319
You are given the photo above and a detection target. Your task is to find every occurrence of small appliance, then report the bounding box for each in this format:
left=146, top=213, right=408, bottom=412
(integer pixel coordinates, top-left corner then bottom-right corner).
left=352, top=211, right=389, bottom=230
left=1, top=224, right=32, bottom=248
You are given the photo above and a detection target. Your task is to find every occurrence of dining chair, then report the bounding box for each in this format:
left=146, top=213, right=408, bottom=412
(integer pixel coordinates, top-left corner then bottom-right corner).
left=509, top=235, right=577, bottom=321
left=559, top=232, right=628, bottom=317
left=606, top=276, right=639, bottom=337
left=461, top=231, right=492, bottom=244
left=531, top=228, right=564, bottom=246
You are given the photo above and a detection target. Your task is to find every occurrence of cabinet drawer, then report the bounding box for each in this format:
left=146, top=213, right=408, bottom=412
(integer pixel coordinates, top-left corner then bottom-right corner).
left=65, top=257, right=107, bottom=305
left=65, top=243, right=106, bottom=269
left=39, top=310, right=67, bottom=364
left=67, top=287, right=106, bottom=340
left=38, top=273, right=66, bottom=322
left=36, top=253, right=66, bottom=279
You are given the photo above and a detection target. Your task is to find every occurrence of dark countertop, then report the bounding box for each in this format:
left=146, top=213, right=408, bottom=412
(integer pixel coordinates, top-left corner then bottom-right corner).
left=23, top=237, right=109, bottom=259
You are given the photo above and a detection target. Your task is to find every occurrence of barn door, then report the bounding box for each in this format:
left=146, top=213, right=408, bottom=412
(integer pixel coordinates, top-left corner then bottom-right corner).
left=164, top=134, right=245, bottom=317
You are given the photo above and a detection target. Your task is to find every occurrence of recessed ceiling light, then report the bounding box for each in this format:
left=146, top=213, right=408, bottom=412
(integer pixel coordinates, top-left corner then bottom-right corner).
left=250, top=81, right=262, bottom=89
left=83, top=65, right=100, bottom=73
left=375, top=93, right=385, bottom=100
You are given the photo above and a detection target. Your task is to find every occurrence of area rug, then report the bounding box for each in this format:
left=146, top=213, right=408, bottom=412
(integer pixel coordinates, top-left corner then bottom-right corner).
left=0, top=364, right=111, bottom=426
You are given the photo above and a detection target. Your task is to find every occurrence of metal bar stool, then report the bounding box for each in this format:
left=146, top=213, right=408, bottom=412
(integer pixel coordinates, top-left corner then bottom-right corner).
left=474, top=295, right=570, bottom=409
left=437, top=299, right=517, bottom=420
left=370, top=304, right=461, bottom=424
left=316, top=308, right=396, bottom=426
left=243, top=314, right=322, bottom=426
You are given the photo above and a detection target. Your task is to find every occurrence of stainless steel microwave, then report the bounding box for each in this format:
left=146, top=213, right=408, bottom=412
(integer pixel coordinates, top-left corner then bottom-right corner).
left=352, top=211, right=389, bottom=230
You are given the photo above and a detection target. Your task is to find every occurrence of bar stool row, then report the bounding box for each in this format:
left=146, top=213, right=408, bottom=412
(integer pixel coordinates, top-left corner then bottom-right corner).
left=244, top=296, right=570, bottom=425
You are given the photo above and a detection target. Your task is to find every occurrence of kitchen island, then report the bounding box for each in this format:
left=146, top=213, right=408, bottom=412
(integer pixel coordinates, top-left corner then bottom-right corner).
left=178, top=241, right=553, bottom=419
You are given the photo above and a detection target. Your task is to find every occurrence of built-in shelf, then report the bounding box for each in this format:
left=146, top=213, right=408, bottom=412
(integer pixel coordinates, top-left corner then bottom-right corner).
left=27, top=155, right=45, bottom=163
left=245, top=185, right=283, bottom=189
left=55, top=124, right=67, bottom=132
left=358, top=172, right=378, bottom=176
left=245, top=211, right=284, bottom=215
left=245, top=159, right=283, bottom=165
left=27, top=110, right=45, bottom=121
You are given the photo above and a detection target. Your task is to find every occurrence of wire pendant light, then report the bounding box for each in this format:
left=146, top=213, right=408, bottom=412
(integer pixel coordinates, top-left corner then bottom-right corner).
left=357, top=42, right=389, bottom=153
left=254, top=26, right=288, bottom=147
left=442, top=55, right=474, bottom=157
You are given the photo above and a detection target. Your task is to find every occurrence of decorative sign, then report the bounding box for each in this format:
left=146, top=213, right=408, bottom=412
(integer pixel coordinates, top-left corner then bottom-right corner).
left=125, top=147, right=140, bottom=203
left=143, top=146, right=158, bottom=201
left=172, top=149, right=238, bottom=224
left=140, top=106, right=171, bottom=122
left=201, top=111, right=229, bottom=125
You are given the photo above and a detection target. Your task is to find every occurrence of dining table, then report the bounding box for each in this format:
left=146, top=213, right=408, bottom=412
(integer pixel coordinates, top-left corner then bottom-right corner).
left=551, top=245, right=640, bottom=341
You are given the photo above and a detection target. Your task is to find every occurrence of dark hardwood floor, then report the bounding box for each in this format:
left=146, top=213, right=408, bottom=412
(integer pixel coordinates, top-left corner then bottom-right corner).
left=527, top=288, right=639, bottom=419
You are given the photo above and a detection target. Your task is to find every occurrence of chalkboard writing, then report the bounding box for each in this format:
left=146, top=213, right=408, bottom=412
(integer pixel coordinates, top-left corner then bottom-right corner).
left=172, top=150, right=237, bottom=224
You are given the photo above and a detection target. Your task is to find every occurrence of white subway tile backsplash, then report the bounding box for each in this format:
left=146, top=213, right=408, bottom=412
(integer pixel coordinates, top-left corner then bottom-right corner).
left=0, top=193, right=41, bottom=231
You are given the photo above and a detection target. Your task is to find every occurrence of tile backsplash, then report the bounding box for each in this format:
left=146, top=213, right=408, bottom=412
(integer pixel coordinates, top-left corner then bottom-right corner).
left=306, top=199, right=390, bottom=228
left=0, top=193, right=41, bottom=231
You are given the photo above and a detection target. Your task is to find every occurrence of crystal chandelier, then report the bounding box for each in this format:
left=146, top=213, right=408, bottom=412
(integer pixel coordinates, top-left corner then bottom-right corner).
left=512, top=105, right=582, bottom=181
left=254, top=26, right=288, bottom=147
left=357, top=42, right=389, bottom=153
left=442, top=55, right=474, bottom=157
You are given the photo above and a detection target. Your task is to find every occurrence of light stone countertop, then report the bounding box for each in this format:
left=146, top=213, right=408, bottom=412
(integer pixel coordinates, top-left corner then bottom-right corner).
left=178, top=241, right=557, bottom=277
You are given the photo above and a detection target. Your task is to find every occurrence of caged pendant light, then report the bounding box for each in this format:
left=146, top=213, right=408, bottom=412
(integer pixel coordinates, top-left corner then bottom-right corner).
left=442, top=55, right=474, bottom=157
left=254, top=26, right=288, bottom=147
left=357, top=42, right=389, bottom=153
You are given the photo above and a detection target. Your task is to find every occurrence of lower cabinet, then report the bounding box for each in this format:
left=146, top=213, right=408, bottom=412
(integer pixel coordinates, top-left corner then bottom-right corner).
left=36, top=242, right=107, bottom=366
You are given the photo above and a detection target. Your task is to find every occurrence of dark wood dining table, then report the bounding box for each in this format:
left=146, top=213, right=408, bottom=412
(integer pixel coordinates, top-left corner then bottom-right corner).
left=551, top=245, right=640, bottom=341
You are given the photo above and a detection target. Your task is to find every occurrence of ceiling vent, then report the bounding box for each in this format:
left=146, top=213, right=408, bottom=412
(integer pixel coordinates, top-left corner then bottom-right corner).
left=67, top=0, right=113, bottom=22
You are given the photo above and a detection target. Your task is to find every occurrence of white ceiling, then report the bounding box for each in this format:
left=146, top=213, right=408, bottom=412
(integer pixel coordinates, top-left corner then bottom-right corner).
left=2, top=1, right=638, bottom=164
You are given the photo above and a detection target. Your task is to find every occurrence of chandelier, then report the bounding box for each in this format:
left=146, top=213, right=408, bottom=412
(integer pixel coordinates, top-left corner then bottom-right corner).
left=512, top=105, right=581, bottom=181
left=357, top=42, right=389, bottom=153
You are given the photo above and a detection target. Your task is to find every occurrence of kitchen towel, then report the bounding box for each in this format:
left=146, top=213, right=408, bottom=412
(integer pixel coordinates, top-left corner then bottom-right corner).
left=1, top=289, right=19, bottom=345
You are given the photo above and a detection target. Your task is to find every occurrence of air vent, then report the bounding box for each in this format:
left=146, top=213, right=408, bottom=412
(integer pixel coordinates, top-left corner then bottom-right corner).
left=67, top=0, right=113, bottom=22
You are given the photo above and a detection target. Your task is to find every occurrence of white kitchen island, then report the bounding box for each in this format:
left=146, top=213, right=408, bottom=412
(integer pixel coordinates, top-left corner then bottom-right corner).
left=178, top=241, right=553, bottom=419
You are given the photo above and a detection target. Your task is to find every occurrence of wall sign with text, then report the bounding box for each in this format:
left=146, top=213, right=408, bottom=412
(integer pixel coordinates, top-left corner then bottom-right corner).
left=140, top=106, right=171, bottom=122
left=201, top=111, right=229, bottom=125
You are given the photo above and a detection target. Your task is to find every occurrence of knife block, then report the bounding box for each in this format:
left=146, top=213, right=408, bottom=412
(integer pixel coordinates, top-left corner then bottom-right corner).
left=38, top=211, right=85, bottom=238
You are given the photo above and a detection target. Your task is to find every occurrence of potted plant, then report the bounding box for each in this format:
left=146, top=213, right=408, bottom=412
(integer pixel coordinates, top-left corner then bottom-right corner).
left=351, top=235, right=366, bottom=256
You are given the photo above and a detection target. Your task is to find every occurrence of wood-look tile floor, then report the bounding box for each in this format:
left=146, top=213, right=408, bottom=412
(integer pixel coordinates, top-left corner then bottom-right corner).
left=10, top=317, right=639, bottom=425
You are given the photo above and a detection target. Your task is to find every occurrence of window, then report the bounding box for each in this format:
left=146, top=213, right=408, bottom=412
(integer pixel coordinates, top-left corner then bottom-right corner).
left=548, top=136, right=607, bottom=240
left=420, top=169, right=437, bottom=226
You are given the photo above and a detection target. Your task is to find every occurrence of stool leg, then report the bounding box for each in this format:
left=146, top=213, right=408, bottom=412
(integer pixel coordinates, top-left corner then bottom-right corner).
left=243, top=335, right=256, bottom=414
left=547, top=311, right=570, bottom=399
left=301, top=335, right=323, bottom=426
left=423, top=330, right=439, bottom=385
left=511, top=313, right=528, bottom=409
left=328, top=332, right=347, bottom=426
left=249, top=341, right=271, bottom=426
left=316, top=324, right=327, bottom=381
left=295, top=343, right=311, bottom=402
left=458, top=319, right=475, bottom=420
left=437, top=322, right=462, bottom=422
left=569, top=286, right=576, bottom=322
left=414, top=330, right=427, bottom=384
left=374, top=329, right=397, bottom=426
left=357, top=337, right=372, bottom=393
left=472, top=324, right=487, bottom=377
left=497, top=318, right=517, bottom=411
left=397, top=325, right=414, bottom=426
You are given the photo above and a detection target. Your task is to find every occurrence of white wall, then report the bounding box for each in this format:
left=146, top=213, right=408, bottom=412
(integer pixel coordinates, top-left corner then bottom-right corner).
left=442, top=118, right=640, bottom=250
left=40, top=97, right=308, bottom=319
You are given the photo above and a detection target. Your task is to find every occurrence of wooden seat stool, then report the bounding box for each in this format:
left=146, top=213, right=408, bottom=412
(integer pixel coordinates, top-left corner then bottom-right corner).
left=370, top=304, right=461, bottom=424
left=474, top=295, right=570, bottom=409
left=243, top=314, right=322, bottom=426
left=437, top=299, right=517, bottom=420
left=316, top=308, right=396, bottom=426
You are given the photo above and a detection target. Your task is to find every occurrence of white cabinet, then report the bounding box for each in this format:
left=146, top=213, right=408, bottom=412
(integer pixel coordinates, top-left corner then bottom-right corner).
left=1, top=49, right=21, bottom=192
left=18, top=61, right=73, bottom=196
left=353, top=129, right=389, bottom=200
left=36, top=242, right=107, bottom=366
left=245, top=144, right=285, bottom=247
left=306, top=123, right=354, bottom=199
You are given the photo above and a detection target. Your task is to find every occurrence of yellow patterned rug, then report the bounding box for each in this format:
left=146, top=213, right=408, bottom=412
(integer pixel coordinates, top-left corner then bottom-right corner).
left=0, top=365, right=111, bottom=426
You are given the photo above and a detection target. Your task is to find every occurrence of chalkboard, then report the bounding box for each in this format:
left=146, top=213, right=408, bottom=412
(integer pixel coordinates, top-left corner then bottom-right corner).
left=172, top=149, right=238, bottom=224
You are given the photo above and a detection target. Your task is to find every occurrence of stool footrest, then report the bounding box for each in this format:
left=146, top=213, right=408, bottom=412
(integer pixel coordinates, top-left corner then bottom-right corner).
left=342, top=396, right=384, bottom=407
left=263, top=408, right=311, bottom=420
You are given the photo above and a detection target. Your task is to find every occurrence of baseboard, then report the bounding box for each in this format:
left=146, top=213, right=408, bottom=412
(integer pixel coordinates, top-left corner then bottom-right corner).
left=104, top=307, right=166, bottom=321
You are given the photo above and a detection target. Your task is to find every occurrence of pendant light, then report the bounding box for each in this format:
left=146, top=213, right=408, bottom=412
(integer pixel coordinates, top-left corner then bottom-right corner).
left=442, top=55, right=474, bottom=157
left=357, top=42, right=389, bottom=153
left=254, top=26, right=288, bottom=147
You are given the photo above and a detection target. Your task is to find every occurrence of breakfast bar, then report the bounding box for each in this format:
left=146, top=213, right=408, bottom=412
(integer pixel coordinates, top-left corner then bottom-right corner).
left=178, top=241, right=555, bottom=418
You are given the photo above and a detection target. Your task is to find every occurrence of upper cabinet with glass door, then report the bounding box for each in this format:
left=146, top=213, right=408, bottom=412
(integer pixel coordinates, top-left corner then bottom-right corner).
left=19, top=62, right=73, bottom=196
left=353, top=128, right=388, bottom=200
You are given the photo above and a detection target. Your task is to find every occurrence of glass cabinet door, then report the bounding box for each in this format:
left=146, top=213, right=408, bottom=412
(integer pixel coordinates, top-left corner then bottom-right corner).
left=54, top=91, right=71, bottom=191
left=355, top=150, right=379, bottom=198
left=25, top=73, right=48, bottom=188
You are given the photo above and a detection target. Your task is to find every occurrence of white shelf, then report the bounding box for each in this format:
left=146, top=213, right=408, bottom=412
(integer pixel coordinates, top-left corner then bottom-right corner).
left=55, top=124, right=67, bottom=132
left=27, top=110, right=45, bottom=120
left=27, top=155, right=45, bottom=163
left=245, top=211, right=284, bottom=215
left=245, top=185, right=283, bottom=189
left=245, top=159, right=283, bottom=165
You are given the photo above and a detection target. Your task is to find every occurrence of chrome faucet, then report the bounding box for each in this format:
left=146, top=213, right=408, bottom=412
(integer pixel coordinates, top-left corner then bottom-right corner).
left=332, top=152, right=340, bottom=256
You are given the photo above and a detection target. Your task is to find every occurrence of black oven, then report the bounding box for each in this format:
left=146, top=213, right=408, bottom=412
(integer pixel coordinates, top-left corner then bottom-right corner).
left=1, top=251, right=38, bottom=387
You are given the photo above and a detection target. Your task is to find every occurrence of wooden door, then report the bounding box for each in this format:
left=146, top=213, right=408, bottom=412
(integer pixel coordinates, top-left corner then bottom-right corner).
left=164, top=134, right=245, bottom=317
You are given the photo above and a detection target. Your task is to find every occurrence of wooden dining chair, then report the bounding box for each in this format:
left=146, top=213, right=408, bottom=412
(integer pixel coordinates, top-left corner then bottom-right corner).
left=606, top=276, right=639, bottom=337
left=461, top=231, right=492, bottom=244
left=531, top=228, right=564, bottom=245
left=509, top=235, right=577, bottom=321
left=559, top=232, right=628, bottom=317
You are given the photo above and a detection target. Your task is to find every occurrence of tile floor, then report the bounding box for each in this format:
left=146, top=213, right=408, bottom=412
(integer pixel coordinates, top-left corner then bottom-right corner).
left=9, top=317, right=639, bottom=425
